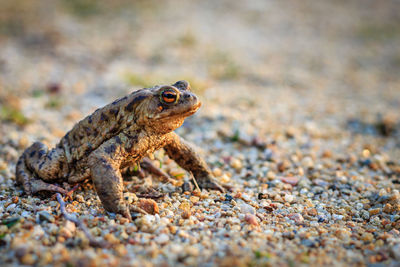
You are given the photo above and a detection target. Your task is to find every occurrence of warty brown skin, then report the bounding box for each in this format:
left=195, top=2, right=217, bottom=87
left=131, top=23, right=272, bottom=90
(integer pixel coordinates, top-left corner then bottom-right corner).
left=16, top=80, right=224, bottom=220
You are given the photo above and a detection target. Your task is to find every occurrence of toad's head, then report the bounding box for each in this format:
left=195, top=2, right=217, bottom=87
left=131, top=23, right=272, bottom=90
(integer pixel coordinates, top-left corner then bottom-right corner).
left=135, top=80, right=201, bottom=133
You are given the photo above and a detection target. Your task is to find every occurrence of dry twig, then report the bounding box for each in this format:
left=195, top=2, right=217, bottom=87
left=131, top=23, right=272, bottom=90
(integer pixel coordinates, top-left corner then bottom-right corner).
left=189, top=172, right=201, bottom=192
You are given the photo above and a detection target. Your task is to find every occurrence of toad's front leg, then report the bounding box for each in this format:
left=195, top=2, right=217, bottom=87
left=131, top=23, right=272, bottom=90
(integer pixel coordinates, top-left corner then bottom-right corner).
left=88, top=134, right=133, bottom=220
left=164, top=132, right=225, bottom=192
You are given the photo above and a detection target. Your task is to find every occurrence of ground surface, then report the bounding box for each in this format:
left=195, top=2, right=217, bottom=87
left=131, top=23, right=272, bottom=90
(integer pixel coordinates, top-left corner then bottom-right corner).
left=1, top=0, right=400, bottom=266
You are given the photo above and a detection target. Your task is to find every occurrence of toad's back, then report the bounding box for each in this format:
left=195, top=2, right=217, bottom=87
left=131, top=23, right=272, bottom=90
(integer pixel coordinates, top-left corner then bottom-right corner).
left=59, top=89, right=151, bottom=163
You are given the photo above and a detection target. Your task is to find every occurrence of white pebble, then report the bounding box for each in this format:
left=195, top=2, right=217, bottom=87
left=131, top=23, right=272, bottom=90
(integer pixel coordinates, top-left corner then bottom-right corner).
left=355, top=203, right=364, bottom=210
left=332, top=214, right=344, bottom=221
left=284, top=194, right=295, bottom=203
left=155, top=233, right=169, bottom=244
left=32, top=225, right=45, bottom=239
left=240, top=203, right=256, bottom=215
left=6, top=204, right=16, bottom=212
left=301, top=156, right=314, bottom=168
left=248, top=179, right=258, bottom=187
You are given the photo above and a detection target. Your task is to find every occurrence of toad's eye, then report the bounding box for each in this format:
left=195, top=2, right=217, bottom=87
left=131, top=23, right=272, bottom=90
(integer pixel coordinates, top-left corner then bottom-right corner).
left=160, top=89, right=179, bottom=104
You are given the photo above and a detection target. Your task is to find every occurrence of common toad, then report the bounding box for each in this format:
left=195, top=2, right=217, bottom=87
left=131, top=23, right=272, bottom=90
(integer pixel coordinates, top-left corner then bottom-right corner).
left=16, top=80, right=224, bottom=220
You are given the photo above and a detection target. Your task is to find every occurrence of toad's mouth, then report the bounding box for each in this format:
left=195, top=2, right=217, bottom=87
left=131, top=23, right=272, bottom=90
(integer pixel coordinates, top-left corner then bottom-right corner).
left=184, top=101, right=201, bottom=116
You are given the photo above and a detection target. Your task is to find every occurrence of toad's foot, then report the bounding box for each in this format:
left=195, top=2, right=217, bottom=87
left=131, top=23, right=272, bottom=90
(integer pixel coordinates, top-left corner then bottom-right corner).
left=194, top=175, right=226, bottom=193
left=30, top=179, right=69, bottom=194
left=129, top=205, right=149, bottom=215
left=51, top=184, right=80, bottom=201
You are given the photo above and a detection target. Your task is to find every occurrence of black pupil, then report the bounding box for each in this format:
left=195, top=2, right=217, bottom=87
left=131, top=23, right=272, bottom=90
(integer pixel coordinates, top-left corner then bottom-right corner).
left=163, top=91, right=176, bottom=100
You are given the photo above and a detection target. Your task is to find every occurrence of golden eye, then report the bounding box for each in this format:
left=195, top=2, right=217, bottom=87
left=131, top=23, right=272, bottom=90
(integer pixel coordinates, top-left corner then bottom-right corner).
left=160, top=89, right=179, bottom=104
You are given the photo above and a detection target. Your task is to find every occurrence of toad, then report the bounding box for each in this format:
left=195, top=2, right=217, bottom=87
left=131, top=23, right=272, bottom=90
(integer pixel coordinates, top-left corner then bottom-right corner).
left=16, top=80, right=224, bottom=220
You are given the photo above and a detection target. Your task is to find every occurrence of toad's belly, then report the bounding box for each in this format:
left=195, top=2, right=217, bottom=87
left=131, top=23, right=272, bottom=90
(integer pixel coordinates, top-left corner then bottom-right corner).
left=65, top=132, right=171, bottom=183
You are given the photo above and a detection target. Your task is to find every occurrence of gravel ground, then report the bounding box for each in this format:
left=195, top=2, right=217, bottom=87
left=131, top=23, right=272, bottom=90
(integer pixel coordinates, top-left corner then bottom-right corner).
left=1, top=0, right=400, bottom=266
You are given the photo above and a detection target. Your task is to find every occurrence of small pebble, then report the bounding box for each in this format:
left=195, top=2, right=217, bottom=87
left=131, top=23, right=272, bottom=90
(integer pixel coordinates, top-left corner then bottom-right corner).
left=280, top=177, right=299, bottom=186
left=138, top=199, right=159, bottom=214
left=361, top=232, right=374, bottom=242
left=277, top=160, right=290, bottom=172
left=244, top=213, right=259, bottom=226
left=21, top=254, right=36, bottom=265
left=355, top=203, right=364, bottom=210
left=307, top=208, right=317, bottom=216
left=219, top=173, right=230, bottom=183
left=182, top=210, right=191, bottom=219
left=37, top=211, right=55, bottom=223
left=240, top=203, right=256, bottom=215
left=115, top=244, right=127, bottom=256
left=369, top=208, right=380, bottom=216
left=301, top=157, right=314, bottom=168
left=75, top=195, right=84, bottom=203
left=332, top=214, right=344, bottom=221
left=155, top=233, right=169, bottom=245
left=230, top=158, right=243, bottom=170
left=266, top=171, right=276, bottom=180
left=287, top=213, right=304, bottom=224
left=360, top=210, right=370, bottom=220
left=11, top=196, right=19, bottom=203
left=212, top=168, right=223, bottom=177
left=335, top=229, right=351, bottom=240
left=383, top=203, right=393, bottom=213
left=6, top=203, right=16, bottom=212
left=284, top=194, right=295, bottom=203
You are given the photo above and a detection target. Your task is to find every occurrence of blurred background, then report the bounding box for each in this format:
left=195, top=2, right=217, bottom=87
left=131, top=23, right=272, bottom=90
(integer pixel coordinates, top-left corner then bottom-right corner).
left=0, top=0, right=399, bottom=146
left=1, top=1, right=400, bottom=265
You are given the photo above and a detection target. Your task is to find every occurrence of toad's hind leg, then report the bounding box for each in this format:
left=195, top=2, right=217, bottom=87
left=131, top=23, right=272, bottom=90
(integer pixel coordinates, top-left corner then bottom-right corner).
left=16, top=142, right=68, bottom=194
left=16, top=153, right=68, bottom=194
left=16, top=154, right=34, bottom=194
left=24, top=142, right=65, bottom=181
